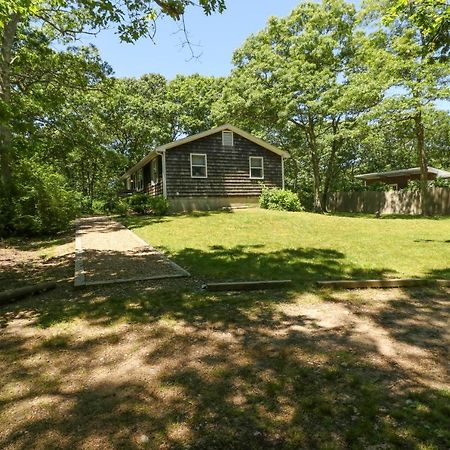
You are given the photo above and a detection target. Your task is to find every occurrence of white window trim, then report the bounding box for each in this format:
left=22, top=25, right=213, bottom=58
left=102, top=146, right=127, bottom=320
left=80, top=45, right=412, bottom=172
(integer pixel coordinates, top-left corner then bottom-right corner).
left=249, top=156, right=264, bottom=180
left=222, top=130, right=234, bottom=146
left=190, top=153, right=208, bottom=178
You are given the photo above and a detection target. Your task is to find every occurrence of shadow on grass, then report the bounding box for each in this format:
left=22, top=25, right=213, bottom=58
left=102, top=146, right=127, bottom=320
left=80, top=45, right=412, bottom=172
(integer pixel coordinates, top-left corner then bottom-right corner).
left=414, top=239, right=450, bottom=243
left=0, top=281, right=449, bottom=449
left=328, top=212, right=450, bottom=220
left=120, top=210, right=235, bottom=230
left=379, top=214, right=449, bottom=220
left=166, top=244, right=395, bottom=286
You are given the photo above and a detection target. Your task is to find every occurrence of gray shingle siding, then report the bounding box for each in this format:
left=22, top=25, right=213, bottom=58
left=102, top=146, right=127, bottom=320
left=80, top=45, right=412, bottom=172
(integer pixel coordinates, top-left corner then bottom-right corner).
left=165, top=132, right=282, bottom=197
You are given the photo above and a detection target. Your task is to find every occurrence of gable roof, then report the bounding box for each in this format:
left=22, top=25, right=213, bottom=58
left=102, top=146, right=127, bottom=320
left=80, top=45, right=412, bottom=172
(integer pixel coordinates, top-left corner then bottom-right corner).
left=122, top=124, right=290, bottom=179
left=355, top=167, right=450, bottom=181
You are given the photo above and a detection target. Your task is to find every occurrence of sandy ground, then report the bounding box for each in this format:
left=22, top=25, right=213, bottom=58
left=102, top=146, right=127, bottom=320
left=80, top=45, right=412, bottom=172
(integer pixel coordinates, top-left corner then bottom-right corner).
left=76, top=217, right=188, bottom=285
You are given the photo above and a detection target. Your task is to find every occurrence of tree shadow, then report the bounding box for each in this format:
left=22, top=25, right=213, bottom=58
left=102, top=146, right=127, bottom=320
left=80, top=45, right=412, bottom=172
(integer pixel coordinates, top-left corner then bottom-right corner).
left=0, top=251, right=74, bottom=292
left=328, top=211, right=449, bottom=221
left=80, top=248, right=186, bottom=283
left=2, top=232, right=74, bottom=251
left=120, top=210, right=235, bottom=230
left=1, top=284, right=449, bottom=449
left=414, top=239, right=450, bottom=243
left=1, top=223, right=448, bottom=447
left=166, top=244, right=395, bottom=286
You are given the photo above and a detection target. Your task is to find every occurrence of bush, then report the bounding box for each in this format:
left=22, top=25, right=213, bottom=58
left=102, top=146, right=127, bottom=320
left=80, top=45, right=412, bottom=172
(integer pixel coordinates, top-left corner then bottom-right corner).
left=127, top=193, right=151, bottom=214
left=259, top=186, right=303, bottom=212
left=126, top=194, right=169, bottom=216
left=0, top=162, right=81, bottom=236
left=113, top=199, right=129, bottom=216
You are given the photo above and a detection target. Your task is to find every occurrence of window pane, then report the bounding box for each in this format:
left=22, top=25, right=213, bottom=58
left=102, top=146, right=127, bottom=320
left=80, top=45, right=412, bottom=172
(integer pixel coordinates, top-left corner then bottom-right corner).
left=192, top=166, right=206, bottom=177
left=251, top=168, right=263, bottom=178
left=251, top=158, right=263, bottom=169
left=151, top=159, right=158, bottom=182
left=192, top=154, right=206, bottom=166
left=222, top=131, right=234, bottom=146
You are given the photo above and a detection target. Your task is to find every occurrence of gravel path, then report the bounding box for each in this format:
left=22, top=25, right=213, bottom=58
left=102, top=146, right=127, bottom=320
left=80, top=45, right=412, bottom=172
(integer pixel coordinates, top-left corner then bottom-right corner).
left=74, top=216, right=189, bottom=287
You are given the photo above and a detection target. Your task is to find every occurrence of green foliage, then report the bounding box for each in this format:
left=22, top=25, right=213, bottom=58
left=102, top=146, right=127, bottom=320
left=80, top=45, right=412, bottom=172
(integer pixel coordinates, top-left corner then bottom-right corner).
left=0, top=162, right=80, bottom=236
left=433, top=177, right=450, bottom=188
left=383, top=0, right=450, bottom=60
left=114, top=199, right=130, bottom=216
left=126, top=194, right=169, bottom=216
left=126, top=193, right=150, bottom=214
left=216, top=0, right=385, bottom=211
left=1, top=0, right=226, bottom=236
left=149, top=195, right=170, bottom=216
left=259, top=187, right=303, bottom=212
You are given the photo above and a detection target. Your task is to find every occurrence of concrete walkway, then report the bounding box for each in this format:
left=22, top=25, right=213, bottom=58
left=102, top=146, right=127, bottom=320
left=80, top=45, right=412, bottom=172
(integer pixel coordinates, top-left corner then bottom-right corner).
left=74, top=216, right=189, bottom=287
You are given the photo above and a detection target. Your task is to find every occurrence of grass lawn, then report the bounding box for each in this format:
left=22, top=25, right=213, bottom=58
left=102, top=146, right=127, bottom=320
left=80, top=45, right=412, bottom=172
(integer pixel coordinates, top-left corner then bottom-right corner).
left=121, top=208, right=450, bottom=286
left=1, top=211, right=449, bottom=449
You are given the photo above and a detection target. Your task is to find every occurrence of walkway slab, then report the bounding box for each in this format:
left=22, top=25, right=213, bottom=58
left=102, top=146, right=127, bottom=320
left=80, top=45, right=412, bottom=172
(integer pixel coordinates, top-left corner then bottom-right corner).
left=74, top=216, right=189, bottom=287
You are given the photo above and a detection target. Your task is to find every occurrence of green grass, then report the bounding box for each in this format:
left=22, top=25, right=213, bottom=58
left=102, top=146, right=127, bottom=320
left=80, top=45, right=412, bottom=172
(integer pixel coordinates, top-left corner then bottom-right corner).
left=121, top=209, right=450, bottom=285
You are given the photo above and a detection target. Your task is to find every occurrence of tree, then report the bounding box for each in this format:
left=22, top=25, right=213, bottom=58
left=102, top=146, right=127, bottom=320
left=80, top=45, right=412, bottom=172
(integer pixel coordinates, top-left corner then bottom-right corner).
left=167, top=74, right=225, bottom=138
left=0, top=0, right=226, bottom=212
left=215, top=0, right=382, bottom=211
left=373, top=0, right=450, bottom=214
left=384, top=0, right=450, bottom=61
left=105, top=74, right=172, bottom=164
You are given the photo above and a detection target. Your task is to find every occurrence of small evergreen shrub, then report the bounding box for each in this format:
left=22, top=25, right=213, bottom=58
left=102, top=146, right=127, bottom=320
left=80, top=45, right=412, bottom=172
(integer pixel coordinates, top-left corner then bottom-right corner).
left=113, top=199, right=129, bottom=216
left=126, top=194, right=169, bottom=216
left=127, top=193, right=151, bottom=214
left=259, top=186, right=303, bottom=212
left=149, top=195, right=170, bottom=216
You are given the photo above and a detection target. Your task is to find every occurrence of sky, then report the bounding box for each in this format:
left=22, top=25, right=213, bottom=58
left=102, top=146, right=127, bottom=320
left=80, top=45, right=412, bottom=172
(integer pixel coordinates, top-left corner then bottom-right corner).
left=83, top=0, right=448, bottom=111
left=85, top=0, right=302, bottom=79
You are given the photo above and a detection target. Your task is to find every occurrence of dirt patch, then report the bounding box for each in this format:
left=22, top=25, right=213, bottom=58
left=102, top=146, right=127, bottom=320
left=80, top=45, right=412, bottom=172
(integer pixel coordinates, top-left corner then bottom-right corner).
left=0, top=278, right=449, bottom=449
left=0, top=233, right=75, bottom=291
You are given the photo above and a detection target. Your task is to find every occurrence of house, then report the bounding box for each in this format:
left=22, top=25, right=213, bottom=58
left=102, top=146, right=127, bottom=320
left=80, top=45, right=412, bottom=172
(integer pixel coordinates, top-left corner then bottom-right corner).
left=122, top=124, right=290, bottom=212
left=355, top=167, right=450, bottom=190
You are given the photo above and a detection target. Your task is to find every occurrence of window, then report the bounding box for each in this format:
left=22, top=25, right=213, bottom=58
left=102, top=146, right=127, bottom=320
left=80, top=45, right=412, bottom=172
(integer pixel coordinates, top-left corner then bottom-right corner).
left=126, top=177, right=131, bottom=191
left=249, top=156, right=264, bottom=179
left=151, top=158, right=159, bottom=185
left=136, top=169, right=144, bottom=191
left=222, top=130, right=234, bottom=146
left=190, top=153, right=207, bottom=178
left=388, top=183, right=398, bottom=191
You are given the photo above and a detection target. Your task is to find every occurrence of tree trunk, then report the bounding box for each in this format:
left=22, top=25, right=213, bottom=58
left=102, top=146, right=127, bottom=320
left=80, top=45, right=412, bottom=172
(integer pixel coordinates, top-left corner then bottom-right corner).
left=0, top=14, right=19, bottom=206
left=306, top=116, right=322, bottom=212
left=414, top=111, right=429, bottom=216
left=321, top=119, right=341, bottom=212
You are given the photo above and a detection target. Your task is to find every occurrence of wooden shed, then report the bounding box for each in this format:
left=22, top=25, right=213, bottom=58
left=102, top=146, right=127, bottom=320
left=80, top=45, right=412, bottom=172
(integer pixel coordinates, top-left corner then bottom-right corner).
left=355, top=167, right=450, bottom=190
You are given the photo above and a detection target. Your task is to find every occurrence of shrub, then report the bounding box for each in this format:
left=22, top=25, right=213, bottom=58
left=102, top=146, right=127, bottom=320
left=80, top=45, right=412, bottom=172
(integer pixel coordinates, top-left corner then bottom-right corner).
left=126, top=194, right=169, bottom=216
left=113, top=199, right=129, bottom=216
left=0, top=161, right=81, bottom=236
left=127, top=193, right=152, bottom=214
left=259, top=186, right=303, bottom=212
left=149, top=195, right=170, bottom=216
